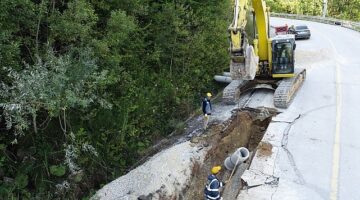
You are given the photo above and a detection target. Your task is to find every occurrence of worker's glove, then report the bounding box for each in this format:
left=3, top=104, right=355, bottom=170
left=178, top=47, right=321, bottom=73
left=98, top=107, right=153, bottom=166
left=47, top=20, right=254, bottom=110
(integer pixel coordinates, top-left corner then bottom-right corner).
left=222, top=182, right=226, bottom=186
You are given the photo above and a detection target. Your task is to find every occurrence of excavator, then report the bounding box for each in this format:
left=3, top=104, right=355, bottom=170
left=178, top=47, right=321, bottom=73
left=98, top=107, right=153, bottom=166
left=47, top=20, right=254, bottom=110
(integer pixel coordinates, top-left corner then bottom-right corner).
left=222, top=0, right=306, bottom=108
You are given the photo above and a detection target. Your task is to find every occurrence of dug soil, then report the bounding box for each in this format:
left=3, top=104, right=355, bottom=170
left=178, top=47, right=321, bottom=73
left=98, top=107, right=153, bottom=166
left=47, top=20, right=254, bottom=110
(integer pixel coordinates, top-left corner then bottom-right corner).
left=182, top=107, right=277, bottom=199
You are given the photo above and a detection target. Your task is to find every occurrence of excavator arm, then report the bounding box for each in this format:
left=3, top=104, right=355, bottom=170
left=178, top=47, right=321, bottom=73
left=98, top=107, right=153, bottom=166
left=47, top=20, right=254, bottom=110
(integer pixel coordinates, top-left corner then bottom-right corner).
left=228, top=0, right=272, bottom=77
left=251, top=0, right=270, bottom=61
left=228, top=0, right=248, bottom=55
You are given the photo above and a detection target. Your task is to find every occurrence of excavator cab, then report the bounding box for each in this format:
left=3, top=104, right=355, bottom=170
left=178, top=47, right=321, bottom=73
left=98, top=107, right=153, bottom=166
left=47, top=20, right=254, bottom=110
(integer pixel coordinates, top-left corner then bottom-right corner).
left=271, top=35, right=296, bottom=77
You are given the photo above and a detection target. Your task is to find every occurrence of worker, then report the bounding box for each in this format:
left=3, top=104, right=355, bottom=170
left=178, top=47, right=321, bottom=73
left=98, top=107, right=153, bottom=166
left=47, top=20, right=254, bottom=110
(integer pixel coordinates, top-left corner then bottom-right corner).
left=278, top=44, right=291, bottom=70
left=202, top=92, right=212, bottom=130
left=204, top=166, right=225, bottom=200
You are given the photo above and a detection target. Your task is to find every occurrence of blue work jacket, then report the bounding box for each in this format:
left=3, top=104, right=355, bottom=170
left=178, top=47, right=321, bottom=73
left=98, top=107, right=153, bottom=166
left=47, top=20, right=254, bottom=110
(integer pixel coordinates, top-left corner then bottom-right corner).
left=204, top=174, right=223, bottom=200
left=202, top=98, right=212, bottom=115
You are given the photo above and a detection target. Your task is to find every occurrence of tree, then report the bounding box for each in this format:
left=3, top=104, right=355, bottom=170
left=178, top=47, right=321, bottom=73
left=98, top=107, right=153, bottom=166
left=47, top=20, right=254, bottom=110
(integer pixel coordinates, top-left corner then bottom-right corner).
left=328, top=0, right=360, bottom=21
left=0, top=0, right=230, bottom=198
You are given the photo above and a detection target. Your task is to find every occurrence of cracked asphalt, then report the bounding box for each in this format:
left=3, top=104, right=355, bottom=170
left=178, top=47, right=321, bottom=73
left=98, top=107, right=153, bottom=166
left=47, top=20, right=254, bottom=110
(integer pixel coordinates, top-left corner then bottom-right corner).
left=238, top=17, right=360, bottom=200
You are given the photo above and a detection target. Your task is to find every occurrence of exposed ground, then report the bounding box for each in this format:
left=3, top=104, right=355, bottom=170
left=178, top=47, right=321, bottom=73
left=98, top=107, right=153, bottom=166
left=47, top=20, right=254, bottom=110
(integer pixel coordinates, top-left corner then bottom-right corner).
left=92, top=90, right=279, bottom=200
left=182, top=107, right=277, bottom=199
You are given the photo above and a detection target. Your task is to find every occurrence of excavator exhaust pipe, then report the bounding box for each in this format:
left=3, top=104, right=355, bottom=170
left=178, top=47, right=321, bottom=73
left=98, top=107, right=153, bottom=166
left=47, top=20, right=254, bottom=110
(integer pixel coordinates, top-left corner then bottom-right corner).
left=224, top=147, right=250, bottom=170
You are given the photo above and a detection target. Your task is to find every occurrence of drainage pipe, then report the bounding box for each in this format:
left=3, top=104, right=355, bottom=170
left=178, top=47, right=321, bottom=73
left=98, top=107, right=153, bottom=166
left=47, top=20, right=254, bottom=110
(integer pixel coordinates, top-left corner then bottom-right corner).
left=223, top=72, right=231, bottom=77
left=214, top=75, right=232, bottom=83
left=224, top=147, right=250, bottom=170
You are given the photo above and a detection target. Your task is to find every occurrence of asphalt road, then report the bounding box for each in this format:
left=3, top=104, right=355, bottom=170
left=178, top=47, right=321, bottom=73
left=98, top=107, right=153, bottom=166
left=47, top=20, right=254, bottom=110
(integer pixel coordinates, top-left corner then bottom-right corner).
left=279, top=17, right=359, bottom=200
left=242, top=17, right=360, bottom=200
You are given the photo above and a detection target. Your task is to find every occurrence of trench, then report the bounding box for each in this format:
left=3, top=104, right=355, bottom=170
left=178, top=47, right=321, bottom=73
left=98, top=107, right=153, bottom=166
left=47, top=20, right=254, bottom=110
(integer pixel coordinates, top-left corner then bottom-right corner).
left=182, top=107, right=277, bottom=200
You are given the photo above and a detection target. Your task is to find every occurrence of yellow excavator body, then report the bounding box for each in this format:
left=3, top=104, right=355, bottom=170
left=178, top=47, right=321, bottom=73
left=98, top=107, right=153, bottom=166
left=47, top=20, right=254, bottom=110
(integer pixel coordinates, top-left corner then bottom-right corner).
left=224, top=0, right=306, bottom=108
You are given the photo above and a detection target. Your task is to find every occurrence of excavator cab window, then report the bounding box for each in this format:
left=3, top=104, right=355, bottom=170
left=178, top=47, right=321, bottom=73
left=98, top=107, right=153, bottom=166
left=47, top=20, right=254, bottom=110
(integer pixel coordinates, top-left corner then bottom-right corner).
left=272, top=42, right=294, bottom=74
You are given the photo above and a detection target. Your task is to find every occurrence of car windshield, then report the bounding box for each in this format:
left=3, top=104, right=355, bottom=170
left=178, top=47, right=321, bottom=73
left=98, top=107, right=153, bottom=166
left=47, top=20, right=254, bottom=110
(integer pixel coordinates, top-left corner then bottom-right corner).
left=296, top=26, right=308, bottom=30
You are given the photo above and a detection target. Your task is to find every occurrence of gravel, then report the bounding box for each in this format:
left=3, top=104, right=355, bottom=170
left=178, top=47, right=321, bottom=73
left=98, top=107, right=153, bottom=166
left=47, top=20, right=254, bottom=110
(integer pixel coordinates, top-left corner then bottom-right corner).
left=91, top=141, right=209, bottom=200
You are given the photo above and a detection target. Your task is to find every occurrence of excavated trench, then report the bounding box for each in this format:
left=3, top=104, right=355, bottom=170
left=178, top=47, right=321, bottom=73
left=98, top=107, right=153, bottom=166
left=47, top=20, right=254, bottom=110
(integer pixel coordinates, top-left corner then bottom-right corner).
left=182, top=107, right=277, bottom=200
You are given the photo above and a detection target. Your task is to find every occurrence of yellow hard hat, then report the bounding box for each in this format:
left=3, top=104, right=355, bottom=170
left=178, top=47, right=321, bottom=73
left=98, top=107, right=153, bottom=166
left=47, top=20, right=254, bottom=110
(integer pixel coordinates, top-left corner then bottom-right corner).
left=211, top=166, right=221, bottom=174
left=207, top=92, right=212, bottom=97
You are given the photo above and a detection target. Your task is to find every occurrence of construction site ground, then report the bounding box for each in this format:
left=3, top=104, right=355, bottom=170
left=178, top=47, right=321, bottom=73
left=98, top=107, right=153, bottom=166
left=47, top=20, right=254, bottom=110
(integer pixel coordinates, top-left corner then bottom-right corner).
left=92, top=17, right=360, bottom=200
left=91, top=86, right=274, bottom=199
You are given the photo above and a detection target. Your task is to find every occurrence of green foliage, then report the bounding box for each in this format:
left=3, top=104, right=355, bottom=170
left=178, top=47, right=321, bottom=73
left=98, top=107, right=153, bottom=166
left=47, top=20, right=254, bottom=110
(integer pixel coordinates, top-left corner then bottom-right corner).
left=50, top=0, right=98, bottom=45
left=0, top=48, right=108, bottom=137
left=0, top=0, right=230, bottom=198
left=15, top=174, right=28, bottom=189
left=0, top=0, right=37, bottom=81
left=106, top=10, right=137, bottom=46
left=328, top=0, right=360, bottom=21
left=266, top=0, right=323, bottom=15
left=266, top=0, right=360, bottom=21
left=50, top=165, right=66, bottom=177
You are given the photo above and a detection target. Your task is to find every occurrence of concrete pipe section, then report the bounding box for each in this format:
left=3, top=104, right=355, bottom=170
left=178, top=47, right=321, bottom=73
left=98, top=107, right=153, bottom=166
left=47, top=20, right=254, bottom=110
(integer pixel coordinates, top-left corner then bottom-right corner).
left=214, top=75, right=232, bottom=83
left=223, top=72, right=231, bottom=77
left=224, top=147, right=250, bottom=170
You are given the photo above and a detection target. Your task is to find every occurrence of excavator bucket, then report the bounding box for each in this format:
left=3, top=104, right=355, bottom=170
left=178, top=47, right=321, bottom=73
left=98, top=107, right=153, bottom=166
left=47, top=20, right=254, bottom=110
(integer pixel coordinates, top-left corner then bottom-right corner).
left=223, top=45, right=259, bottom=104
left=230, top=45, right=258, bottom=80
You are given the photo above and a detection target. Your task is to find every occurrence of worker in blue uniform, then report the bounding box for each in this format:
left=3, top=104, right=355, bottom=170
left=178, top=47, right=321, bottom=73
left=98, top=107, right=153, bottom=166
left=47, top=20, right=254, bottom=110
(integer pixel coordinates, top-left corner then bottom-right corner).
left=202, top=92, right=212, bottom=130
left=204, top=166, right=225, bottom=200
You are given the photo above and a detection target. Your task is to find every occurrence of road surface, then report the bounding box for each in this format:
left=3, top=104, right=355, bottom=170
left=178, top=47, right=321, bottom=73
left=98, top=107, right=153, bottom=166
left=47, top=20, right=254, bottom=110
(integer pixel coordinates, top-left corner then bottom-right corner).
left=239, top=17, right=360, bottom=200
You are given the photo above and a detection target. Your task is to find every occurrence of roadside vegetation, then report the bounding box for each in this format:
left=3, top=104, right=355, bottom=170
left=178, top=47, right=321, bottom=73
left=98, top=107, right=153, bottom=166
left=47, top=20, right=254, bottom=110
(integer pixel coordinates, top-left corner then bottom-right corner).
left=0, top=0, right=229, bottom=199
left=266, top=0, right=360, bottom=21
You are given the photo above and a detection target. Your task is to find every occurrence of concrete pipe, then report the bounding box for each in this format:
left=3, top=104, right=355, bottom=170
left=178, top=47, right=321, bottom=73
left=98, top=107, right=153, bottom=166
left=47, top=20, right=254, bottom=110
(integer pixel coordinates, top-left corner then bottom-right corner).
left=222, top=72, right=231, bottom=77
left=224, top=147, right=250, bottom=170
left=214, top=75, right=232, bottom=83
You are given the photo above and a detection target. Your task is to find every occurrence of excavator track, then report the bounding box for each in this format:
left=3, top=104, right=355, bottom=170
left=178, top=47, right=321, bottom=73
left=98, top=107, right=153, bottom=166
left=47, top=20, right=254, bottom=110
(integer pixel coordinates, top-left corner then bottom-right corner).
left=274, top=68, right=306, bottom=108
